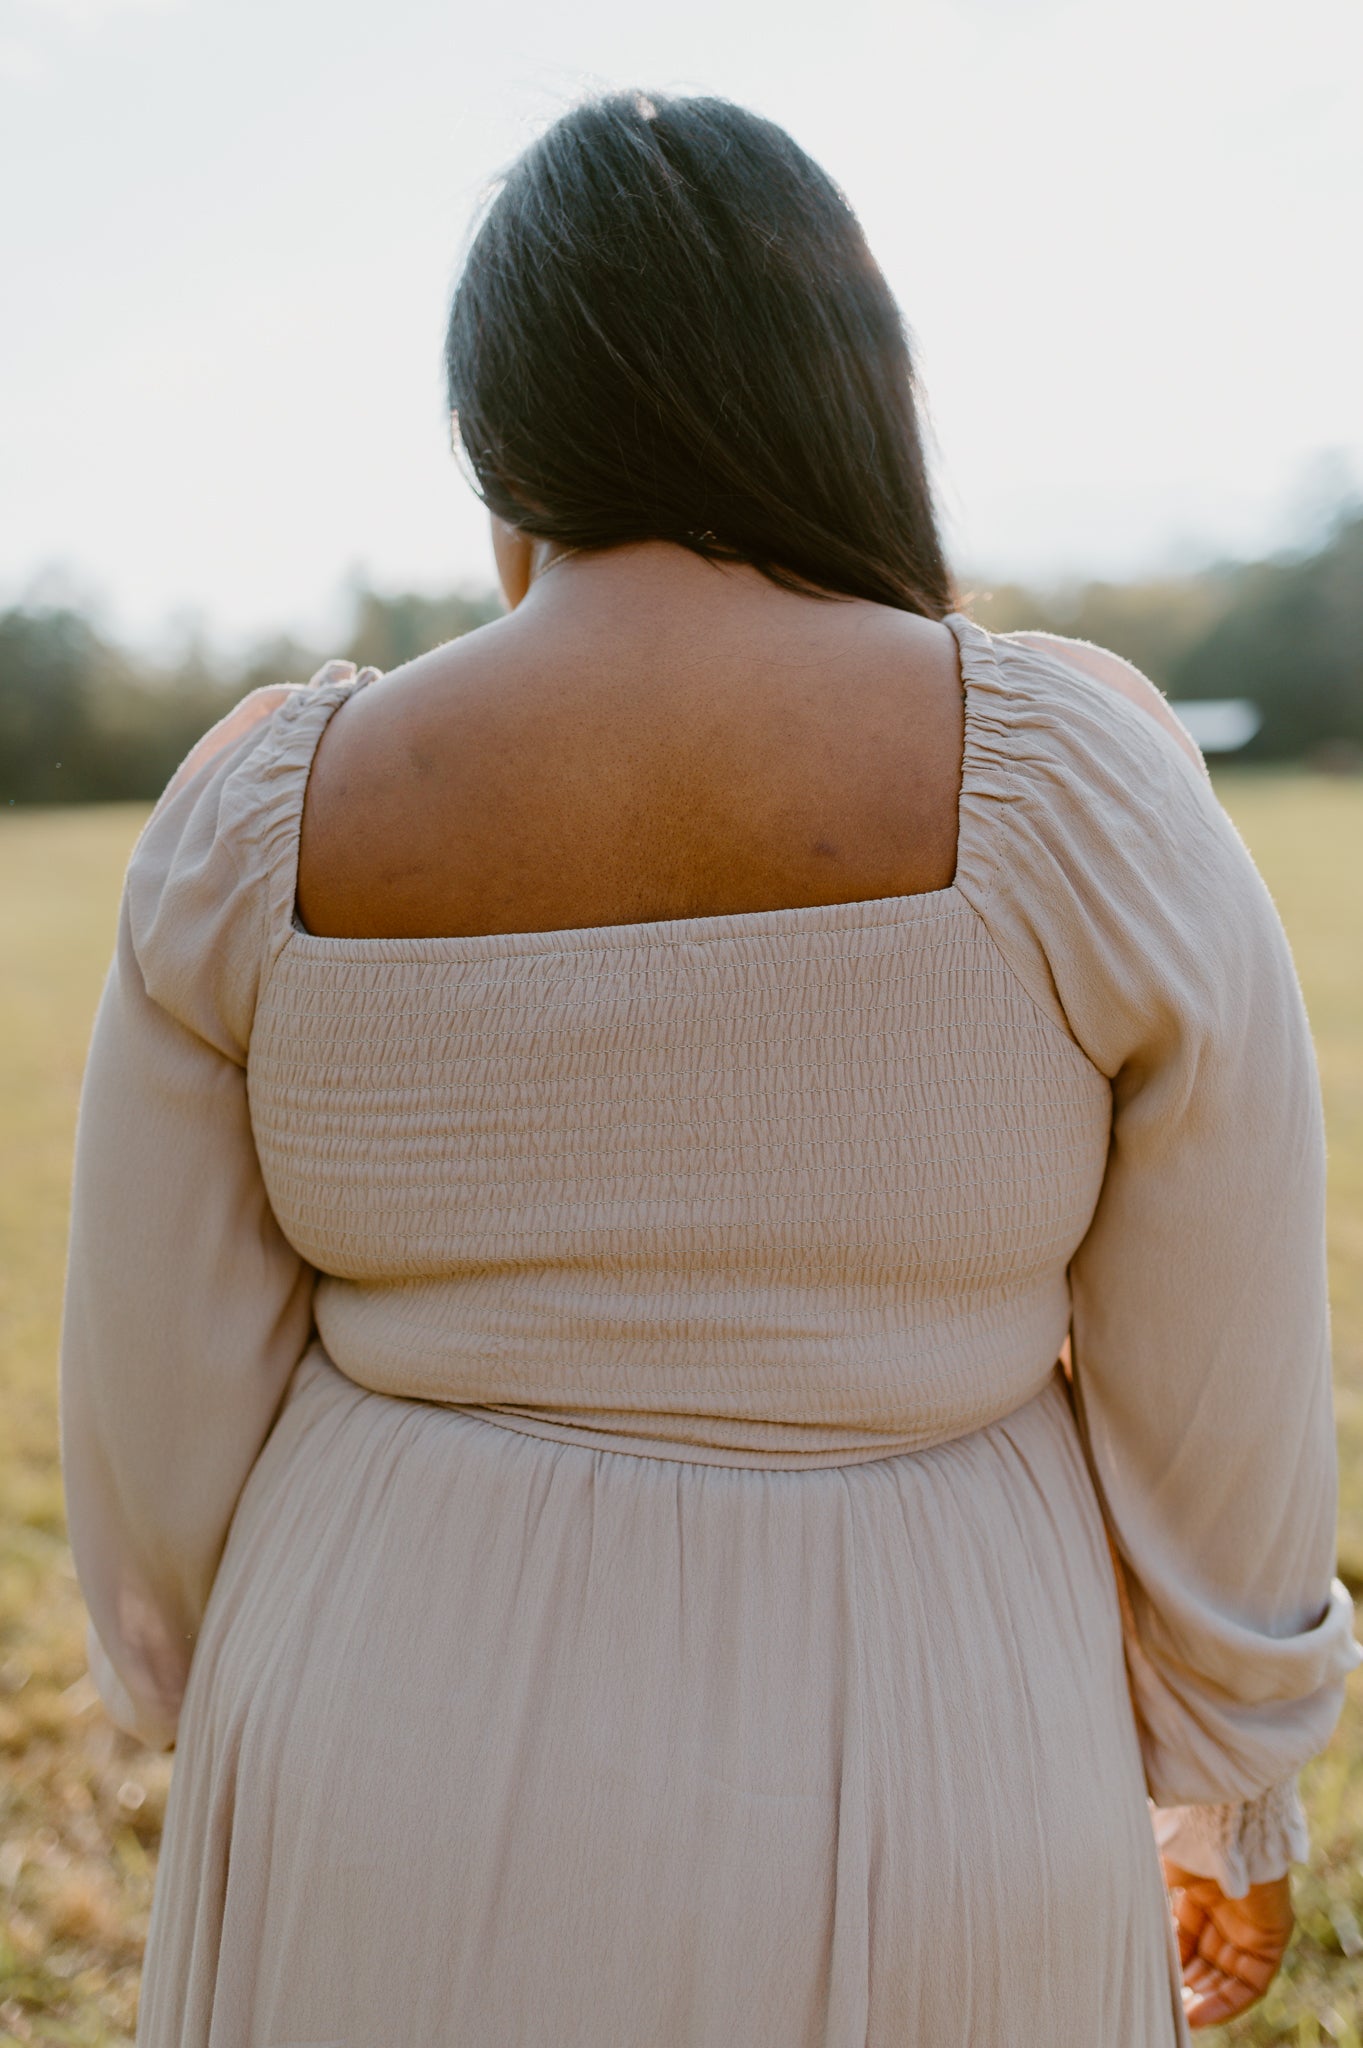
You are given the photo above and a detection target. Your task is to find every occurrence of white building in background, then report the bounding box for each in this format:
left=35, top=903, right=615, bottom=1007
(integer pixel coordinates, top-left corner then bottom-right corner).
left=1170, top=700, right=1263, bottom=755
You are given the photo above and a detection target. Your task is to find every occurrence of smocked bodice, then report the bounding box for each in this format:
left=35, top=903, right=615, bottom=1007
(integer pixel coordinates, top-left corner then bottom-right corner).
left=247, top=885, right=1110, bottom=1458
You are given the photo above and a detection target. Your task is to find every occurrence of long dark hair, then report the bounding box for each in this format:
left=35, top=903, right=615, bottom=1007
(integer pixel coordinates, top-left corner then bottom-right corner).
left=445, top=91, right=954, bottom=618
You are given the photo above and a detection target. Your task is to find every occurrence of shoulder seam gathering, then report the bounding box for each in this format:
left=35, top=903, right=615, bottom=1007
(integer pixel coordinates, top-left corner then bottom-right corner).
left=249, top=675, right=375, bottom=1012
left=990, top=628, right=1213, bottom=807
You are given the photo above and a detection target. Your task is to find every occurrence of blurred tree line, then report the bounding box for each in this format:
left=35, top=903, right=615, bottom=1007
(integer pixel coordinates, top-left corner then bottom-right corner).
left=3, top=513, right=1361, bottom=805
left=0, top=585, right=503, bottom=806
left=970, top=506, right=1363, bottom=767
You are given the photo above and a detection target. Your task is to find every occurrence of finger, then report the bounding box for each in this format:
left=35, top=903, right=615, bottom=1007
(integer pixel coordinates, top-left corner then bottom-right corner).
left=1172, top=1896, right=1207, bottom=1965
left=1183, top=1970, right=1261, bottom=2029
left=1216, top=1905, right=1293, bottom=1958
left=1186, top=1963, right=1257, bottom=2015
left=1219, top=1943, right=1280, bottom=1995
left=1198, top=1924, right=1254, bottom=1981
left=1200, top=1910, right=1289, bottom=1980
left=1173, top=1902, right=1203, bottom=1967
left=1170, top=1887, right=1205, bottom=1929
left=1183, top=1943, right=1280, bottom=2028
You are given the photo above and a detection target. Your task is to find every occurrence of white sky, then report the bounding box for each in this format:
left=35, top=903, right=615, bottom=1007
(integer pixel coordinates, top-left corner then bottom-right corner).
left=2, top=0, right=1360, bottom=654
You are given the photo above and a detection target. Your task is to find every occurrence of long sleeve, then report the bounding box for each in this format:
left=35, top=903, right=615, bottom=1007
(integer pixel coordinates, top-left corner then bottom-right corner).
left=58, top=683, right=326, bottom=1751
left=953, top=623, right=1362, bottom=1894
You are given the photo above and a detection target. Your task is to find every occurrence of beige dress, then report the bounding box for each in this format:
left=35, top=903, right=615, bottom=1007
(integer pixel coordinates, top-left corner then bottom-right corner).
left=59, top=612, right=1361, bottom=2047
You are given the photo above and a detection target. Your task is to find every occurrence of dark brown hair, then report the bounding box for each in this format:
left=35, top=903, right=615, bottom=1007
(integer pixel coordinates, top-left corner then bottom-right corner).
left=445, top=91, right=954, bottom=617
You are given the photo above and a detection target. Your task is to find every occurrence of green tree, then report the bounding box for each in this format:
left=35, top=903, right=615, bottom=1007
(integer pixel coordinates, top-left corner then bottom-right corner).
left=1168, top=513, right=1363, bottom=760
left=0, top=606, right=124, bottom=805
left=344, top=587, right=504, bottom=673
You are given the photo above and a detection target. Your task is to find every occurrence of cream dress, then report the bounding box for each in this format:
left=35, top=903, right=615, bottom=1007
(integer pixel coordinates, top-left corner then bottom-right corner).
left=59, top=613, right=1360, bottom=2046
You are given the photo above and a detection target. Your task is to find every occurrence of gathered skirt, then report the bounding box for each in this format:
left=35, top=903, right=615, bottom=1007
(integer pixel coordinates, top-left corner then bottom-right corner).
left=136, top=1346, right=1186, bottom=2047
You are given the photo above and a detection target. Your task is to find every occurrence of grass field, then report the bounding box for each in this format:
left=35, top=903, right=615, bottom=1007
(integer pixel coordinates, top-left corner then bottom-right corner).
left=1, top=776, right=1362, bottom=2044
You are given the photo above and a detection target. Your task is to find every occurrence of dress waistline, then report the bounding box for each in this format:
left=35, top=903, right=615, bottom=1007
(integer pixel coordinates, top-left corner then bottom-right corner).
left=439, top=1367, right=1071, bottom=1472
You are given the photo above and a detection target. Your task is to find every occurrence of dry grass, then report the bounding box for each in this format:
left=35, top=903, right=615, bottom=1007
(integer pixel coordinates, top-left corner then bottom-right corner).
left=1, top=777, right=1361, bottom=2043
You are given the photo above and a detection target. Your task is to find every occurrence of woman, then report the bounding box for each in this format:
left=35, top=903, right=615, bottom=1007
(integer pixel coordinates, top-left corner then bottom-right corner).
left=60, top=91, right=1359, bottom=2044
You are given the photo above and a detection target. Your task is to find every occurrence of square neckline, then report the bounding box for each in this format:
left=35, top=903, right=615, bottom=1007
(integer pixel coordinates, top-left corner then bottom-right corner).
left=281, top=610, right=994, bottom=963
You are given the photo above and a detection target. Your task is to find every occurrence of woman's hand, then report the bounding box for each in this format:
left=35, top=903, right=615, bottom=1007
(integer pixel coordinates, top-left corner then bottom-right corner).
left=1162, top=1859, right=1294, bottom=2029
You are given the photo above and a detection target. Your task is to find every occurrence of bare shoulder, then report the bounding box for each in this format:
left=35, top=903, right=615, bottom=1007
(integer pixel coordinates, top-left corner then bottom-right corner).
left=1005, top=631, right=1208, bottom=778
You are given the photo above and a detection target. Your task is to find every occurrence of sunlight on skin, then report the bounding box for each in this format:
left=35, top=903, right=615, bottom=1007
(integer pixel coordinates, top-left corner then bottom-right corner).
left=1163, top=1865, right=1295, bottom=2029
left=489, top=515, right=574, bottom=609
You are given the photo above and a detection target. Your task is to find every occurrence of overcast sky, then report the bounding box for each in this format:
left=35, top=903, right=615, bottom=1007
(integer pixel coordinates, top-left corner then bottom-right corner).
left=3, top=0, right=1360, bottom=654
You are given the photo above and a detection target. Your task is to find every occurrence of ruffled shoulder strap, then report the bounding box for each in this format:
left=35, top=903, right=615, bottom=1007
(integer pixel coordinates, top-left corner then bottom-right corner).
left=232, top=660, right=381, bottom=966
left=942, top=610, right=1237, bottom=1062
left=124, top=660, right=379, bottom=1061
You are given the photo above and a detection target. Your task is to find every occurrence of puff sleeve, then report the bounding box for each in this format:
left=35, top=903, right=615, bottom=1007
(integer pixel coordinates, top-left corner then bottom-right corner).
left=58, top=674, right=350, bottom=1751
left=951, top=620, right=1362, bottom=1896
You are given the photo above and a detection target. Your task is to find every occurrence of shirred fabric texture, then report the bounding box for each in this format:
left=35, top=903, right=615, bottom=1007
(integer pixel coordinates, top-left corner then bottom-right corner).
left=58, top=614, right=1360, bottom=2046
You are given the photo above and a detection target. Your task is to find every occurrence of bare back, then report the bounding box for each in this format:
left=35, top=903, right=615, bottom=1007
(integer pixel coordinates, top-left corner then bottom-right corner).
left=296, top=546, right=969, bottom=942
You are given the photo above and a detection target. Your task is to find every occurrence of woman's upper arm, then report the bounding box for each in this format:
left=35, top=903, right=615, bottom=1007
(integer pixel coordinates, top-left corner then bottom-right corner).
left=953, top=624, right=1361, bottom=1887
left=58, top=689, right=317, bottom=1750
